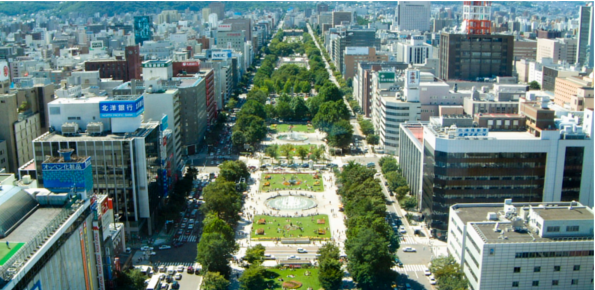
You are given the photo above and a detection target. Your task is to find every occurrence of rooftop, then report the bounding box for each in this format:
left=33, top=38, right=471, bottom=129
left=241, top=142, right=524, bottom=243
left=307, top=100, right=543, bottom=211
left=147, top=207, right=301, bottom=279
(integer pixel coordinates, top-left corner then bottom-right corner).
left=35, top=122, right=158, bottom=142
left=533, top=208, right=594, bottom=221
left=0, top=208, right=62, bottom=244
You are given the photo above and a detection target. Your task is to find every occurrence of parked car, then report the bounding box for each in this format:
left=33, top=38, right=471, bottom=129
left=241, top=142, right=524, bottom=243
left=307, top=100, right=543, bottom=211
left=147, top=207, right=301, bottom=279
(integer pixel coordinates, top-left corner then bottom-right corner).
left=159, top=265, right=167, bottom=272
left=171, top=281, right=180, bottom=289
left=287, top=255, right=301, bottom=260
left=424, top=269, right=432, bottom=276
left=159, top=245, right=171, bottom=250
left=301, top=163, right=309, bottom=168
left=399, top=226, right=407, bottom=234
left=297, top=248, right=308, bottom=253
left=429, top=275, right=436, bottom=285
left=177, top=265, right=185, bottom=272
left=175, top=273, right=183, bottom=280
left=187, top=266, right=194, bottom=274
left=403, top=247, right=417, bottom=252
left=366, top=162, right=375, bottom=168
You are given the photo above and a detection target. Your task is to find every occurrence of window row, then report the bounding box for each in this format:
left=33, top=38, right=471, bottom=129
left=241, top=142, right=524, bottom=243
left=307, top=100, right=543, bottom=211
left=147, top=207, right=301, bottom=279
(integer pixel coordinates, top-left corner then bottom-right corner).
left=515, top=250, right=593, bottom=259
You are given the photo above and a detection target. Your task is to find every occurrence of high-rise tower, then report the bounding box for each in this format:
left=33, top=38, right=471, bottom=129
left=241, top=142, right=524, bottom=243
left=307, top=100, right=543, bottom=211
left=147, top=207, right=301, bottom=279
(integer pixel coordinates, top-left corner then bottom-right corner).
left=461, top=1, right=492, bottom=35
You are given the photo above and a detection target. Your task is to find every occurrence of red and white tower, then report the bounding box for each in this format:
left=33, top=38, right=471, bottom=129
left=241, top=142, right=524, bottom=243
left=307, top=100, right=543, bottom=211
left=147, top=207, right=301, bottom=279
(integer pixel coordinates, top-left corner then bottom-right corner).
left=462, top=1, right=492, bottom=35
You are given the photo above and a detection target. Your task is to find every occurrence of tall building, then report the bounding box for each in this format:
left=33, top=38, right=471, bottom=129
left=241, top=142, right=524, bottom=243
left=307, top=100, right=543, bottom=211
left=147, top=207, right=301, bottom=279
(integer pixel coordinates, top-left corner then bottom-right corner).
left=537, top=38, right=577, bottom=65
left=157, top=10, right=180, bottom=24
left=222, top=18, right=253, bottom=41
left=331, top=11, right=352, bottom=27
left=343, top=47, right=388, bottom=79
left=174, top=77, right=207, bottom=155
left=439, top=32, right=514, bottom=81
left=448, top=200, right=594, bottom=290
left=576, top=5, right=593, bottom=68
left=208, top=2, right=225, bottom=21
left=353, top=61, right=408, bottom=117
left=331, top=28, right=380, bottom=74
left=317, top=3, right=329, bottom=13
left=396, top=1, right=431, bottom=32
left=394, top=36, right=434, bottom=65
left=461, top=1, right=491, bottom=35
left=197, top=69, right=217, bottom=125
left=399, top=105, right=594, bottom=239
left=216, top=30, right=246, bottom=53
left=554, top=75, right=594, bottom=111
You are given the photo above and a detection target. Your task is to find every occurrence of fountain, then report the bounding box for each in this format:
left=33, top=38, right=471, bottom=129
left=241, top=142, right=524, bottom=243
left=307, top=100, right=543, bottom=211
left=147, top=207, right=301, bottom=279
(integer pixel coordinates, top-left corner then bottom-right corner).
left=267, top=195, right=317, bottom=210
left=277, top=131, right=308, bottom=142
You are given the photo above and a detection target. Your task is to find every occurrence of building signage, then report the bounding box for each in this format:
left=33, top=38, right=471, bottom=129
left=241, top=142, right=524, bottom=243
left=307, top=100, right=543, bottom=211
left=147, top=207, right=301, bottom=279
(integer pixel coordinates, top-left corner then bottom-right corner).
left=161, top=169, right=169, bottom=197
left=378, top=72, right=395, bottom=83
left=0, top=60, right=9, bottom=82
left=90, top=41, right=104, bottom=50
left=99, top=96, right=144, bottom=118
left=212, top=51, right=231, bottom=60
left=92, top=221, right=106, bottom=290
left=180, top=61, right=199, bottom=67
left=456, top=127, right=488, bottom=137
left=161, top=114, right=168, bottom=131
left=344, top=47, right=369, bottom=55
left=218, top=24, right=232, bottom=31
left=134, top=16, right=152, bottom=45
left=406, top=70, right=419, bottom=86
left=142, top=62, right=171, bottom=68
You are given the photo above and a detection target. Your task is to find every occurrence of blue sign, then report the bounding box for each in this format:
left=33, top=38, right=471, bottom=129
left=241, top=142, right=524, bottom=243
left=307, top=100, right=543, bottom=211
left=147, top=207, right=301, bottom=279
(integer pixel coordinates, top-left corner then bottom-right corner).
left=134, top=16, right=152, bottom=45
left=161, top=169, right=169, bottom=197
left=99, top=96, right=144, bottom=118
left=42, top=157, right=94, bottom=193
left=161, top=115, right=168, bottom=131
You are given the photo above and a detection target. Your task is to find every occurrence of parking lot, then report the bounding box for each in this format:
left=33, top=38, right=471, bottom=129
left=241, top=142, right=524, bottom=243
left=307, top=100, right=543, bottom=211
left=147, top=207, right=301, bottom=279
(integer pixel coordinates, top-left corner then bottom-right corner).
left=150, top=265, right=203, bottom=290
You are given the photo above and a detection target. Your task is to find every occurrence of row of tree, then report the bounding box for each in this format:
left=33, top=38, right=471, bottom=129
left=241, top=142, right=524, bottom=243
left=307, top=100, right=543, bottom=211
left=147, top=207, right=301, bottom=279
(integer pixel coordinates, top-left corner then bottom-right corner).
left=378, top=157, right=416, bottom=211
left=357, top=115, right=379, bottom=146
left=196, top=160, right=251, bottom=285
left=337, top=162, right=399, bottom=289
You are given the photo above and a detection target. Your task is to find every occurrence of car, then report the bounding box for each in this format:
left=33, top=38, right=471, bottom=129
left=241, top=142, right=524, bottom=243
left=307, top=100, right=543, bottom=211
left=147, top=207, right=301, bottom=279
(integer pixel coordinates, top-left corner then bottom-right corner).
left=175, top=273, right=183, bottom=280
left=171, top=281, right=180, bottom=289
left=140, top=246, right=153, bottom=251
left=406, top=283, right=412, bottom=290
left=187, top=266, right=194, bottom=274
left=288, top=163, right=298, bottom=168
left=144, top=279, right=151, bottom=286
left=159, top=245, right=171, bottom=250
left=429, top=275, right=436, bottom=285
left=189, top=219, right=195, bottom=224
left=264, top=254, right=275, bottom=260
left=403, top=247, right=417, bottom=252
left=374, top=173, right=382, bottom=177
left=159, top=265, right=167, bottom=272
left=180, top=223, right=186, bottom=229
left=287, top=255, right=301, bottom=260
left=161, top=284, right=169, bottom=290
left=399, top=226, right=407, bottom=234
left=188, top=224, right=194, bottom=230
left=424, top=269, right=432, bottom=276
left=177, top=265, right=185, bottom=272
left=185, top=230, right=192, bottom=235
left=159, top=273, right=166, bottom=280
left=297, top=248, right=308, bottom=253
left=327, top=163, right=338, bottom=168
left=182, top=218, right=188, bottom=223
left=301, top=163, right=309, bottom=168
left=166, top=275, right=173, bottom=283
left=389, top=190, right=394, bottom=196
left=366, top=162, right=375, bottom=168
left=125, top=247, right=131, bottom=253
left=149, top=251, right=157, bottom=256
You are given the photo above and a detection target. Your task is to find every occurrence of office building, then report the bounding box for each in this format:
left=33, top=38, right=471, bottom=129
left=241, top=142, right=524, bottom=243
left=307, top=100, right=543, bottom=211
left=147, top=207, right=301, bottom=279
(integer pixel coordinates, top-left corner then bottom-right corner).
left=216, top=30, right=246, bottom=53
left=448, top=200, right=594, bottom=290
left=536, top=29, right=563, bottom=39
left=576, top=5, right=593, bottom=68
left=394, top=36, right=434, bottom=65
left=208, top=2, right=225, bottom=21
left=536, top=38, right=577, bottom=65
left=84, top=46, right=141, bottom=82
left=542, top=65, right=580, bottom=92
left=343, top=47, right=388, bottom=79
left=36, top=94, right=174, bottom=235
left=399, top=104, right=594, bottom=239
left=173, top=77, right=207, bottom=155
left=513, top=39, right=537, bottom=60
left=332, top=12, right=352, bottom=28
left=223, top=18, right=252, bottom=40
left=438, top=33, right=514, bottom=81
left=331, top=28, right=380, bottom=74
left=157, top=10, right=180, bottom=24
left=353, top=61, right=408, bottom=117
left=554, top=75, right=594, bottom=111
left=397, top=1, right=431, bottom=32
left=317, top=3, right=329, bottom=13
left=197, top=69, right=217, bottom=125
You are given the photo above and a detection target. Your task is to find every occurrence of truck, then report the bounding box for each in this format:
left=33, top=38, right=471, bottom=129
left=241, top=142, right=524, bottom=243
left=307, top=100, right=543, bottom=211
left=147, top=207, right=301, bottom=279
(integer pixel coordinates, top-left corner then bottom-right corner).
left=145, top=275, right=161, bottom=290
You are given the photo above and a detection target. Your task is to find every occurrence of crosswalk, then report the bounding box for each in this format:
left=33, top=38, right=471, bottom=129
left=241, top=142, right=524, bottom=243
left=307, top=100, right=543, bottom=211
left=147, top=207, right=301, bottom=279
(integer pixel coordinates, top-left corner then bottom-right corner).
left=154, top=261, right=202, bottom=268
left=173, top=235, right=200, bottom=243
left=399, top=236, right=416, bottom=244
left=393, top=264, right=429, bottom=273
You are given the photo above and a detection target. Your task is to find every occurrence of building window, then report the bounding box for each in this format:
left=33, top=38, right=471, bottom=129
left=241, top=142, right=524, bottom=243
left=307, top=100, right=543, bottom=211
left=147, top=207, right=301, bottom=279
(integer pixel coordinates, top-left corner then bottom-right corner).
left=571, top=279, right=579, bottom=285
left=534, top=266, right=541, bottom=272
left=554, top=266, right=561, bottom=272
left=512, top=281, right=519, bottom=287
left=573, top=265, right=580, bottom=271
left=567, top=226, right=579, bottom=232
left=552, top=280, right=559, bottom=286
left=547, top=226, right=560, bottom=232
left=532, top=281, right=539, bottom=286
left=514, top=267, right=521, bottom=273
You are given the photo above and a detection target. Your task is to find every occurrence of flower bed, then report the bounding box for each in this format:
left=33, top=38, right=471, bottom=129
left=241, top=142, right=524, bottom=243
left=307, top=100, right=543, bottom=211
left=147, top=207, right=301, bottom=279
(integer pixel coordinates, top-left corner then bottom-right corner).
left=282, top=280, right=302, bottom=289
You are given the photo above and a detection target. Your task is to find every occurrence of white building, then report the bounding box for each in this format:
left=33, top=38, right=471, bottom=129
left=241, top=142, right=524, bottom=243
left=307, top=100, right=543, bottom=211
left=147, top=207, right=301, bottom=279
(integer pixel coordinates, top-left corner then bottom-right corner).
left=394, top=36, right=433, bottom=64
left=448, top=200, right=594, bottom=290
left=142, top=60, right=173, bottom=81
left=396, top=1, right=431, bottom=32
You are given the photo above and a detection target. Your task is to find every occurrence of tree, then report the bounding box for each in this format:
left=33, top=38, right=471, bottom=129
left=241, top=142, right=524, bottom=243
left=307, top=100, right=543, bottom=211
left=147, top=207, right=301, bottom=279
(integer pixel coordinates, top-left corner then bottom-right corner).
left=328, top=120, right=353, bottom=149
left=232, top=131, right=246, bottom=149
left=346, top=228, right=396, bottom=290
left=276, top=100, right=292, bottom=120
left=202, top=180, right=243, bottom=224
left=529, top=81, right=541, bottom=90
left=319, top=257, right=343, bottom=290
left=381, top=160, right=400, bottom=174
left=114, top=269, right=146, bottom=290
left=202, top=272, right=230, bottom=290
left=378, top=156, right=396, bottom=168
left=296, top=146, right=309, bottom=163
left=318, top=82, right=343, bottom=102
left=218, top=160, right=250, bottom=182
left=400, top=195, right=416, bottom=210
left=239, top=265, right=267, bottom=290
left=429, top=256, right=469, bottom=290
left=265, top=144, right=279, bottom=164
left=279, top=144, right=294, bottom=162
left=196, top=232, right=234, bottom=278
left=238, top=99, right=266, bottom=120
left=366, top=134, right=379, bottom=145
left=312, top=101, right=350, bottom=132
left=358, top=117, right=375, bottom=136
left=244, top=244, right=266, bottom=265
left=264, top=104, right=277, bottom=119
left=226, top=98, right=238, bottom=111
left=385, top=172, right=408, bottom=193
left=299, top=81, right=311, bottom=94
left=290, top=96, right=309, bottom=120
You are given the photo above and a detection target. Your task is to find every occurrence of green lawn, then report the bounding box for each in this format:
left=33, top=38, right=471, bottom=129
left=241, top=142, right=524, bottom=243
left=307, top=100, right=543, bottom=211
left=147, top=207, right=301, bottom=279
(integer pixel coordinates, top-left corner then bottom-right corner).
left=264, top=268, right=322, bottom=290
left=0, top=243, right=24, bottom=266
left=252, top=214, right=331, bottom=240
left=269, top=144, right=324, bottom=160
left=261, top=173, right=324, bottom=192
left=270, top=124, right=315, bottom=133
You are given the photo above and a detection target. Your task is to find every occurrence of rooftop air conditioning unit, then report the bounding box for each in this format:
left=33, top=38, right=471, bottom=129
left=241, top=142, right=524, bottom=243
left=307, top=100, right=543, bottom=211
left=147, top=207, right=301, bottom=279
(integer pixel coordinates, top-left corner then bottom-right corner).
left=61, top=122, right=79, bottom=134
left=87, top=122, right=104, bottom=135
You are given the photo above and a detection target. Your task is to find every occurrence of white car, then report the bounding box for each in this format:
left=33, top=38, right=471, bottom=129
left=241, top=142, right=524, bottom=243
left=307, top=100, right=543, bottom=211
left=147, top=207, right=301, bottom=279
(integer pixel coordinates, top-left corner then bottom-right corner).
left=429, top=275, right=436, bottom=285
left=159, top=245, right=171, bottom=250
left=403, top=247, right=417, bottom=252
left=159, top=265, right=167, bottom=272
left=177, top=265, right=185, bottom=272
left=297, top=248, right=308, bottom=253
left=374, top=173, right=382, bottom=177
left=149, top=252, right=156, bottom=256
left=287, top=255, right=301, bottom=260
left=424, top=269, right=431, bottom=276
left=175, top=273, right=183, bottom=280
left=399, top=226, right=407, bottom=234
left=188, top=224, right=194, bottom=230
left=140, top=246, right=153, bottom=251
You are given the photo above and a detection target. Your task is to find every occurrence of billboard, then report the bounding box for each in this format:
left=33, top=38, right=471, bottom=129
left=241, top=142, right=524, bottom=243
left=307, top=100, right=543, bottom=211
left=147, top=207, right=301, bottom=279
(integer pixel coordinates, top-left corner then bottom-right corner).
left=211, top=50, right=232, bottom=60
left=218, top=24, right=232, bottom=31
left=378, top=72, right=395, bottom=83
left=406, top=70, right=420, bottom=86
left=0, top=60, right=9, bottom=82
left=134, top=16, right=152, bottom=45
left=160, top=114, right=168, bottom=131
left=90, top=41, right=104, bottom=50
left=99, top=96, right=144, bottom=118
left=344, top=47, right=369, bottom=55
left=42, top=157, right=93, bottom=193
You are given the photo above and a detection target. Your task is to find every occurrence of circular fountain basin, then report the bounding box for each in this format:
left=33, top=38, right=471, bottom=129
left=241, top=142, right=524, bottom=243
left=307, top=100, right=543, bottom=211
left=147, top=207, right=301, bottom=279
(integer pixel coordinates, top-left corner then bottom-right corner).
left=266, top=195, right=317, bottom=210
left=277, top=132, right=308, bottom=142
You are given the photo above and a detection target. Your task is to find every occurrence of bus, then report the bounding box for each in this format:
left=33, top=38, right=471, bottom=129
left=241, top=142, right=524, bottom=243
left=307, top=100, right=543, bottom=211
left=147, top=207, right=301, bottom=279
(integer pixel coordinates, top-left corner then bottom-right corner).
left=146, top=275, right=161, bottom=290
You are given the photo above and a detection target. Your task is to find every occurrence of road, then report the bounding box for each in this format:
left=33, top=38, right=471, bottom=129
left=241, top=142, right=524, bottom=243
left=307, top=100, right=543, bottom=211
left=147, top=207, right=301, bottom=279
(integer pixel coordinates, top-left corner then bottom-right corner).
left=264, top=245, right=321, bottom=260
